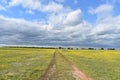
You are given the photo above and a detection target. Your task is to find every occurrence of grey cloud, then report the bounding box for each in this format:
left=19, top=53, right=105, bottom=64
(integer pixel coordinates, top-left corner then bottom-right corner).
left=0, top=9, right=120, bottom=48
left=0, top=15, right=48, bottom=45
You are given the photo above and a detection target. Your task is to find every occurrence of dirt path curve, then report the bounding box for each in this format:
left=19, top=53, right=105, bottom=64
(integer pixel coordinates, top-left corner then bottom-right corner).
left=59, top=51, right=92, bottom=80
left=40, top=51, right=57, bottom=80
left=40, top=50, right=92, bottom=80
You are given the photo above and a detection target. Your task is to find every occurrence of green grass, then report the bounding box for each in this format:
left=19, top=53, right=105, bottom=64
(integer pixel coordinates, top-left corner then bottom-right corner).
left=62, top=50, right=120, bottom=80
left=49, top=53, right=76, bottom=80
left=0, top=48, right=54, bottom=80
left=1, top=48, right=120, bottom=80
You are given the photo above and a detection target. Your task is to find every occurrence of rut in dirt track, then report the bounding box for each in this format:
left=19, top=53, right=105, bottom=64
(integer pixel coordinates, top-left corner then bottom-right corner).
left=58, top=51, right=92, bottom=80
left=40, top=51, right=57, bottom=80
left=40, top=50, right=92, bottom=80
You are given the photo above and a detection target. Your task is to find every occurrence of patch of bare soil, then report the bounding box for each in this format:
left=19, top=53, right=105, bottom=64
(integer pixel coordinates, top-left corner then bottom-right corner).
left=40, top=50, right=92, bottom=80
left=71, top=65, right=92, bottom=80
left=40, top=51, right=56, bottom=80
left=59, top=51, right=92, bottom=80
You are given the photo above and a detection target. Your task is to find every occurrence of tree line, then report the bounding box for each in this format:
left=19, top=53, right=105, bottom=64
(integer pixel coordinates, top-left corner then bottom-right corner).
left=58, top=47, right=116, bottom=50
left=1, top=46, right=116, bottom=50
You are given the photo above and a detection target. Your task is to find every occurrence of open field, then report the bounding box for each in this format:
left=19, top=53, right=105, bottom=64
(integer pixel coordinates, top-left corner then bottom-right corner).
left=0, top=48, right=54, bottom=80
left=0, top=48, right=120, bottom=80
left=63, top=50, right=120, bottom=80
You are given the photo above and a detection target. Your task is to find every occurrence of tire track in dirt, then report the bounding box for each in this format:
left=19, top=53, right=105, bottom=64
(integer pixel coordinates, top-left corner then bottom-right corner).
left=40, top=50, right=92, bottom=80
left=40, top=51, right=57, bottom=80
left=58, top=51, right=92, bottom=80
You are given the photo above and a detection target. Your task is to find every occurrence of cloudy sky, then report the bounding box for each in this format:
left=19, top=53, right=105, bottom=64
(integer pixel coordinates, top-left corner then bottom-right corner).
left=0, top=0, right=120, bottom=48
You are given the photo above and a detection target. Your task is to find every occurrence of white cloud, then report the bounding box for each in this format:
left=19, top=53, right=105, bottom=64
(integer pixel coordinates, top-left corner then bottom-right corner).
left=9, top=0, right=42, bottom=9
left=0, top=15, right=47, bottom=31
left=92, top=16, right=120, bottom=35
left=89, top=4, right=113, bottom=14
left=89, top=4, right=114, bottom=21
left=0, top=4, right=120, bottom=48
left=0, top=9, right=92, bottom=47
left=48, top=9, right=83, bottom=31
left=64, top=9, right=82, bottom=26
left=0, top=15, right=50, bottom=45
left=88, top=3, right=120, bottom=47
left=8, top=0, right=63, bottom=12
left=42, top=2, right=63, bottom=12
left=89, top=15, right=120, bottom=47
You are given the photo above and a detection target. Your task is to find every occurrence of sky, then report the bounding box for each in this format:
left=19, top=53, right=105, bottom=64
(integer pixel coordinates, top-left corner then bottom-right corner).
left=0, top=0, right=120, bottom=48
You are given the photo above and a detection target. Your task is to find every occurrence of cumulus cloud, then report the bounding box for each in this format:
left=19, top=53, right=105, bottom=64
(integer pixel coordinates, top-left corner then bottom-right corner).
left=0, top=9, right=93, bottom=47
left=89, top=4, right=113, bottom=20
left=89, top=4, right=113, bottom=14
left=1, top=6, right=120, bottom=48
left=0, top=15, right=48, bottom=45
left=85, top=3, right=120, bottom=48
left=89, top=15, right=120, bottom=47
left=91, top=15, right=120, bottom=35
left=8, top=0, right=63, bottom=12
left=43, top=1, right=63, bottom=12
left=0, top=0, right=120, bottom=48
left=64, top=9, right=82, bottom=26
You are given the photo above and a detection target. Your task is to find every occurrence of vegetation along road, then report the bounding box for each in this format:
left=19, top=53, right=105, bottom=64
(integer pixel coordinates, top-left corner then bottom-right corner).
left=1, top=48, right=120, bottom=80
left=40, top=50, right=91, bottom=80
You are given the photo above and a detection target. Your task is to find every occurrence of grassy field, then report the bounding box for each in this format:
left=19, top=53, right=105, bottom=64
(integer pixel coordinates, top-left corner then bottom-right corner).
left=62, top=50, right=120, bottom=80
left=0, top=48, right=120, bottom=80
left=0, top=48, right=54, bottom=80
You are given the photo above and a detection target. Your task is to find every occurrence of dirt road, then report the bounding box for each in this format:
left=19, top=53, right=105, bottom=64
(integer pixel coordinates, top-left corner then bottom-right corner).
left=40, top=50, right=91, bottom=80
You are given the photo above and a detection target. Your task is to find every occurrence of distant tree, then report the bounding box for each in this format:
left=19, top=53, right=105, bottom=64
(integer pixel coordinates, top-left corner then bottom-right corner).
left=76, top=48, right=79, bottom=50
left=100, top=48, right=104, bottom=50
left=113, top=48, right=115, bottom=50
left=67, top=48, right=73, bottom=50
left=59, top=46, right=62, bottom=49
left=71, top=48, right=73, bottom=50
left=67, top=48, right=70, bottom=49
left=81, top=48, right=86, bottom=50
left=107, top=48, right=115, bottom=50
left=88, top=48, right=95, bottom=50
